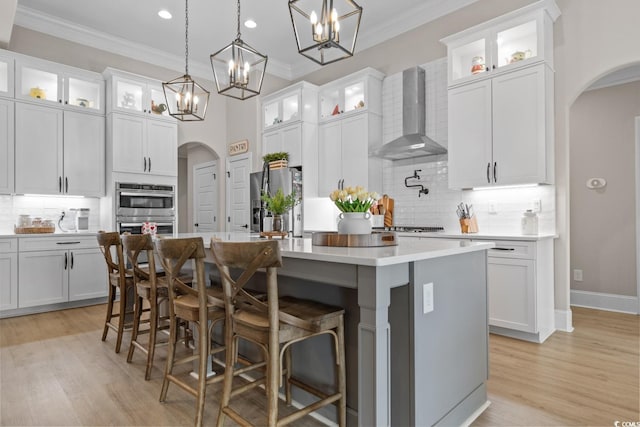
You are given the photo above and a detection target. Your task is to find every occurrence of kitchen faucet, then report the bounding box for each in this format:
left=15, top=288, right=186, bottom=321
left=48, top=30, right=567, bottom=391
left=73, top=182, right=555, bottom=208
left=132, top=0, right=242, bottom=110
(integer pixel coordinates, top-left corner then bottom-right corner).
left=404, top=169, right=429, bottom=197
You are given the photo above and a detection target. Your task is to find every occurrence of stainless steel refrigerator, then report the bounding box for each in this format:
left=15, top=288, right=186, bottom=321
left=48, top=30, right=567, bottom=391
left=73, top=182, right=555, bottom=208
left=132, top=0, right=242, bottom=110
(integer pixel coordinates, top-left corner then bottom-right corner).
left=250, top=166, right=303, bottom=236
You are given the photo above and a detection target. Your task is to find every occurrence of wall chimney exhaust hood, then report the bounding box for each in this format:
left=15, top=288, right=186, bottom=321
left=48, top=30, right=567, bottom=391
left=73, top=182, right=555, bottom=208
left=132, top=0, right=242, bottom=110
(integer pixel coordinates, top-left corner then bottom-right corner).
left=370, top=67, right=447, bottom=160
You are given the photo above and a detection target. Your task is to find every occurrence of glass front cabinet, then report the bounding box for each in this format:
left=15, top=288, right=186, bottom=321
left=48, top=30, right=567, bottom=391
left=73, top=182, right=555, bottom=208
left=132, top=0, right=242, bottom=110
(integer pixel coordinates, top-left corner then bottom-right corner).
left=441, top=0, right=560, bottom=86
left=103, top=68, right=172, bottom=120
left=15, top=57, right=104, bottom=113
left=318, top=67, right=384, bottom=121
left=261, top=81, right=318, bottom=131
left=0, top=50, right=14, bottom=98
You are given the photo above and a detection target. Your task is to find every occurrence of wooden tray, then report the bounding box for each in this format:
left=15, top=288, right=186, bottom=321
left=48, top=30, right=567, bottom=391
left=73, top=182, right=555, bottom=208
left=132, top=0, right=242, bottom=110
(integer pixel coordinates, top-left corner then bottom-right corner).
left=260, top=231, right=288, bottom=239
left=14, top=226, right=56, bottom=234
left=312, top=231, right=397, bottom=247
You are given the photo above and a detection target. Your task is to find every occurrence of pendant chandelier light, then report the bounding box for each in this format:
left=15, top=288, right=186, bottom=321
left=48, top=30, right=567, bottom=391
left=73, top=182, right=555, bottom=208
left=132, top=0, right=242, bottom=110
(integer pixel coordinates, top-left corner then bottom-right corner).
left=289, top=0, right=362, bottom=66
left=163, top=0, right=210, bottom=121
left=210, top=0, right=267, bottom=100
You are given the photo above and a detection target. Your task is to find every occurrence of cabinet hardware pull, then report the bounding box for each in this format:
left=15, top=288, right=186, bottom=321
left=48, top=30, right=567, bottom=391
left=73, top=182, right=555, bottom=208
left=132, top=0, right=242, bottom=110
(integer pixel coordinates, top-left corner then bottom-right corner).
left=58, top=99, right=62, bottom=103
left=148, top=157, right=151, bottom=172
left=493, top=162, right=497, bottom=183
left=56, top=241, right=81, bottom=245
left=64, top=252, right=68, bottom=270
left=227, top=171, right=230, bottom=178
left=64, top=100, right=68, bottom=105
left=492, top=247, right=515, bottom=251
left=59, top=176, right=62, bottom=193
left=70, top=252, right=74, bottom=269
left=492, top=65, right=496, bottom=70
left=486, top=163, right=490, bottom=183
left=65, top=177, right=69, bottom=193
left=485, top=66, right=489, bottom=72
left=144, top=157, right=147, bottom=172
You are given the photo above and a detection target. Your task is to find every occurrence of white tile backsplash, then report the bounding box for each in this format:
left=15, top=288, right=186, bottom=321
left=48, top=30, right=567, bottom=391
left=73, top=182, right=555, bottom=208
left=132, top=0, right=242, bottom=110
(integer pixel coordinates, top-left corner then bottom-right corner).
left=0, top=195, right=102, bottom=231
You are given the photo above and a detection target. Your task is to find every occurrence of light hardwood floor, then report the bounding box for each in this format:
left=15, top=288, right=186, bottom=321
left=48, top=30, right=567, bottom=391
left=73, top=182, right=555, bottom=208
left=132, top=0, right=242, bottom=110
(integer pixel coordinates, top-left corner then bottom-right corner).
left=1, top=305, right=638, bottom=426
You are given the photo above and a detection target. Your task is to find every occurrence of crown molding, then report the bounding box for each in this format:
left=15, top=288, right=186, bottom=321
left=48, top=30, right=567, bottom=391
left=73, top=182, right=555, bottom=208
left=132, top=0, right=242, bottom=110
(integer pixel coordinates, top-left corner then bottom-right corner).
left=14, top=5, right=294, bottom=82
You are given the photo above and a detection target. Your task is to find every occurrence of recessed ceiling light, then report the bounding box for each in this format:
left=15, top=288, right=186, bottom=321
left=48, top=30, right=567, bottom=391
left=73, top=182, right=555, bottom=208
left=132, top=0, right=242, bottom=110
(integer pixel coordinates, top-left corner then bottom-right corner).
left=244, top=19, right=257, bottom=29
left=158, top=10, right=172, bottom=20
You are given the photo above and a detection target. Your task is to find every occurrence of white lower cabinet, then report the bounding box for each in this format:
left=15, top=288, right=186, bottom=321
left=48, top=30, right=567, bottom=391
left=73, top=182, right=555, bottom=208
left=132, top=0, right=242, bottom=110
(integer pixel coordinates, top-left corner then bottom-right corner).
left=485, top=239, right=555, bottom=343
left=17, top=236, right=107, bottom=309
left=0, top=238, right=18, bottom=311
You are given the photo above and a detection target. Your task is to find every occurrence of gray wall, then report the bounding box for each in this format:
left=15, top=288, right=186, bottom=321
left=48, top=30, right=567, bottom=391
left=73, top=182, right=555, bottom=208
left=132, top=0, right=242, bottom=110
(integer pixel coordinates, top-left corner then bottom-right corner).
left=570, top=81, right=640, bottom=296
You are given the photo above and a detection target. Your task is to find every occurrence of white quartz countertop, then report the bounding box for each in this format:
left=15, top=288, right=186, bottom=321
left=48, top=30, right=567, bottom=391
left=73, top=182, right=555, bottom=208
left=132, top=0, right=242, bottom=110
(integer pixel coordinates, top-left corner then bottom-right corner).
left=0, top=229, right=102, bottom=238
left=395, top=231, right=557, bottom=241
left=174, top=232, right=494, bottom=267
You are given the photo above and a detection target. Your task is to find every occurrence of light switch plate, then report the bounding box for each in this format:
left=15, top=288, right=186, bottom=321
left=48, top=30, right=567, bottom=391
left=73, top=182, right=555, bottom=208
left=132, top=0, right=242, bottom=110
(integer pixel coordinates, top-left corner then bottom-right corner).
left=423, top=283, right=434, bottom=314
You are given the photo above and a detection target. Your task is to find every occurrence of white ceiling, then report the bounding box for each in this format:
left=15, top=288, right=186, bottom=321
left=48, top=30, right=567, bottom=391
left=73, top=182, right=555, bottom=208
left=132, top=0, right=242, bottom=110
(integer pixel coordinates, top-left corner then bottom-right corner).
left=13, top=0, right=478, bottom=81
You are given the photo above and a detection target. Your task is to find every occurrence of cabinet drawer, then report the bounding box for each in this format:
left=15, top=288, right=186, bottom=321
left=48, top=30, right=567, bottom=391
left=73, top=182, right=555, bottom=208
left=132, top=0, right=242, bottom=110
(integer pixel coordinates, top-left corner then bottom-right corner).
left=0, top=238, right=18, bottom=253
left=485, top=240, right=535, bottom=260
left=19, top=236, right=98, bottom=252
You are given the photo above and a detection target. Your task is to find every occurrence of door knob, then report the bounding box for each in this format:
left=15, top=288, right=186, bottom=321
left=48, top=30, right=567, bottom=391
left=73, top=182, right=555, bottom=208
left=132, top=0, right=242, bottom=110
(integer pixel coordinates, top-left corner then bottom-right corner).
left=194, top=223, right=199, bottom=227
left=241, top=224, right=248, bottom=228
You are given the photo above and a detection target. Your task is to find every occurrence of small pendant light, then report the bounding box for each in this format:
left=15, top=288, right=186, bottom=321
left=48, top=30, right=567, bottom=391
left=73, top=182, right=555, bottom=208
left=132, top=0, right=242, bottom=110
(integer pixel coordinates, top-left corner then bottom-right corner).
left=210, top=0, right=268, bottom=100
left=163, top=0, right=210, bottom=121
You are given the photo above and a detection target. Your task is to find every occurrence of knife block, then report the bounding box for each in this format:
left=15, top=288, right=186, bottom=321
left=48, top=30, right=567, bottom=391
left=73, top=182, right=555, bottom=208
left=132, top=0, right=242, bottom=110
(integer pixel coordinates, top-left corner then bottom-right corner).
left=460, top=216, right=479, bottom=233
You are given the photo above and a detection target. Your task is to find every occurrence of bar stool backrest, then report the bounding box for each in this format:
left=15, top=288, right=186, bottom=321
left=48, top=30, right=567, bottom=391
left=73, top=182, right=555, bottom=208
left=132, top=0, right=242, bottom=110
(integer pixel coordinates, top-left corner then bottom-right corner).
left=121, top=234, right=157, bottom=283
left=97, top=231, right=126, bottom=285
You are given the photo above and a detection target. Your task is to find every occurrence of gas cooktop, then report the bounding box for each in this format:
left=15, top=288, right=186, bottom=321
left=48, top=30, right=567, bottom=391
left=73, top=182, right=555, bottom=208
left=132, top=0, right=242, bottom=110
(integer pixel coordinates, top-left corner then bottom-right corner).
left=382, top=226, right=445, bottom=233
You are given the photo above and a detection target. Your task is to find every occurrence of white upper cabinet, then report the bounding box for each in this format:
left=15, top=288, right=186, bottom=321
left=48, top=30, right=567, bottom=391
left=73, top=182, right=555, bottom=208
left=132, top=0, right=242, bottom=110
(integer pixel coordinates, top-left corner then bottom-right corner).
left=14, top=102, right=105, bottom=196
left=15, top=56, right=105, bottom=113
left=0, top=50, right=14, bottom=98
left=261, top=81, right=318, bottom=131
left=0, top=99, right=14, bottom=194
left=441, top=0, right=560, bottom=87
left=318, top=67, right=383, bottom=121
left=104, top=68, right=173, bottom=120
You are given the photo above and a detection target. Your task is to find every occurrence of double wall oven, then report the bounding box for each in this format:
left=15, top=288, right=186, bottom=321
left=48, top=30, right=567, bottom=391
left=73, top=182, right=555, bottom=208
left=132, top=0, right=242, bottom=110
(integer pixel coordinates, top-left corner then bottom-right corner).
left=115, top=182, right=175, bottom=236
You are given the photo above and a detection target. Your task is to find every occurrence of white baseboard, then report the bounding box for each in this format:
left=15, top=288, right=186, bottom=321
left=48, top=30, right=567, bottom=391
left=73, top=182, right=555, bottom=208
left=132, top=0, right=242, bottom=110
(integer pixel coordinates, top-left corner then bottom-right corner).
left=570, top=290, right=639, bottom=314
left=554, top=309, right=574, bottom=332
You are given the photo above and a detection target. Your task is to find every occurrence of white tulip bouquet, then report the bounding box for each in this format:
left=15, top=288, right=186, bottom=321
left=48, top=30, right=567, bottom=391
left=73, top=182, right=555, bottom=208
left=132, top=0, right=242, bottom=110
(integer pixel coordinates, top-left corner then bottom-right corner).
left=329, top=186, right=379, bottom=213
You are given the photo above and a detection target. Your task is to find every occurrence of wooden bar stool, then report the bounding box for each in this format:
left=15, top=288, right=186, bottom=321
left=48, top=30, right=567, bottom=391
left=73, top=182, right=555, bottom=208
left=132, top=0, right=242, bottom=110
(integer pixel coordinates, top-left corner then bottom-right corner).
left=154, top=237, right=226, bottom=427
left=122, top=234, right=179, bottom=380
left=97, top=231, right=135, bottom=354
left=210, top=239, right=346, bottom=427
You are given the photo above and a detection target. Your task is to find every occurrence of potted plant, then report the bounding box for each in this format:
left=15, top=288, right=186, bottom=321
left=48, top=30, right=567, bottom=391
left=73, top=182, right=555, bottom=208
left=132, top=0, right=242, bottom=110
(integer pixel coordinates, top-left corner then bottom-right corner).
left=329, top=185, right=379, bottom=234
left=261, top=188, right=298, bottom=232
left=262, top=152, right=289, bottom=169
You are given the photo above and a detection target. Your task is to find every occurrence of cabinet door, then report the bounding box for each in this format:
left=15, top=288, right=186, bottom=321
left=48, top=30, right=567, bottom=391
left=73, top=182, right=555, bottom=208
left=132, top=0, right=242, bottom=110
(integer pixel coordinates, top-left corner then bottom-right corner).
left=0, top=253, right=18, bottom=311
left=64, top=112, right=105, bottom=196
left=15, top=103, right=64, bottom=195
left=68, top=248, right=108, bottom=301
left=448, top=80, right=492, bottom=189
left=340, top=114, right=368, bottom=189
left=492, top=65, right=547, bottom=185
left=0, top=52, right=14, bottom=98
left=112, top=114, right=146, bottom=173
left=19, top=250, right=69, bottom=308
left=262, top=130, right=282, bottom=158
left=0, top=99, right=14, bottom=194
left=318, top=121, right=342, bottom=196
left=146, top=119, right=177, bottom=176
left=281, top=123, right=302, bottom=167
left=15, top=60, right=62, bottom=105
left=487, top=257, right=536, bottom=332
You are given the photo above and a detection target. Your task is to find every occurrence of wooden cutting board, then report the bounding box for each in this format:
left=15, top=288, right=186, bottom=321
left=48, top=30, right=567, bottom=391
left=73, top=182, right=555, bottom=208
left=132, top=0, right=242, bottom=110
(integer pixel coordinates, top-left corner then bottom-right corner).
left=381, top=195, right=394, bottom=227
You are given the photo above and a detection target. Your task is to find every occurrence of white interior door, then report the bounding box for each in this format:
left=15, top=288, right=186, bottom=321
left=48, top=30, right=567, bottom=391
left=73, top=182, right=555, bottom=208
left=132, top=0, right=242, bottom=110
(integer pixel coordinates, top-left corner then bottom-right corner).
left=193, top=161, right=218, bottom=232
left=225, top=153, right=251, bottom=232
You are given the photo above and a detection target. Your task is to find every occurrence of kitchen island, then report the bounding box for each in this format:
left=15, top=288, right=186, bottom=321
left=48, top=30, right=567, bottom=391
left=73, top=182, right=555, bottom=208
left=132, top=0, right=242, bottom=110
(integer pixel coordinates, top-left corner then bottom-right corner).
left=181, top=233, right=493, bottom=426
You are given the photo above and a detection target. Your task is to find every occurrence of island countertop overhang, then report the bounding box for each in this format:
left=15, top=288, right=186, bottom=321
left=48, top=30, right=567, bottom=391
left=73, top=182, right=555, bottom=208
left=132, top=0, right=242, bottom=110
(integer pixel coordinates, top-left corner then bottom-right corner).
left=174, top=232, right=494, bottom=267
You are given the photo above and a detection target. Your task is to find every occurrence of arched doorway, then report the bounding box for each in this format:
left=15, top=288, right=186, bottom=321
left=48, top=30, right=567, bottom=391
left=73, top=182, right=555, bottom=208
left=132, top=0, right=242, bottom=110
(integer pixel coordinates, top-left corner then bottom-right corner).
left=569, top=63, right=640, bottom=314
left=177, top=142, right=220, bottom=233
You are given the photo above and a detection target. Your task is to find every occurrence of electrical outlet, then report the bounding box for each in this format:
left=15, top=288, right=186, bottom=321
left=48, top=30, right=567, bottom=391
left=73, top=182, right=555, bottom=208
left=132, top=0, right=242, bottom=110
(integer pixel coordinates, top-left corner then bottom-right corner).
left=423, top=283, right=434, bottom=314
left=489, top=200, right=497, bottom=214
left=531, top=199, right=542, bottom=212
left=573, top=269, right=583, bottom=282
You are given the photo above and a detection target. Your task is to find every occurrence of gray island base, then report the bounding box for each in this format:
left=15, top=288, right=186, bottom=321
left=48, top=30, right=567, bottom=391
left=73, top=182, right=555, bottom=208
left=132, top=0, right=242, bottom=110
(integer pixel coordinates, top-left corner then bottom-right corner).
left=191, top=233, right=493, bottom=426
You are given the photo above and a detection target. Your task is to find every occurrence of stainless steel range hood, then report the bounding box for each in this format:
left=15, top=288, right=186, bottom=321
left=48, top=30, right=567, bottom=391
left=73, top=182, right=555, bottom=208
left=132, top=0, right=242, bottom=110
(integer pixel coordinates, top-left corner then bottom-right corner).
left=371, top=67, right=447, bottom=160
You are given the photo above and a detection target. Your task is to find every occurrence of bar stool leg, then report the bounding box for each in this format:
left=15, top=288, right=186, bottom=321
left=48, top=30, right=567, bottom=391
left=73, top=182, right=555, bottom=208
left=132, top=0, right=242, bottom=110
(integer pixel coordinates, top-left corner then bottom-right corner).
left=102, top=284, right=115, bottom=341
left=160, top=308, right=179, bottom=402
left=337, top=318, right=346, bottom=427
left=144, top=295, right=159, bottom=380
left=216, top=318, right=235, bottom=427
left=115, top=287, right=127, bottom=353
left=126, top=294, right=143, bottom=363
left=195, top=318, right=208, bottom=427
left=284, top=347, right=292, bottom=405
